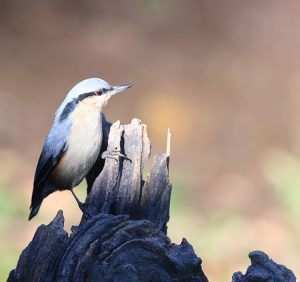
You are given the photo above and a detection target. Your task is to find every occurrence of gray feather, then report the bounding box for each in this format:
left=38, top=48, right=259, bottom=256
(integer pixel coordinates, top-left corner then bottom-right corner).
left=32, top=119, right=71, bottom=205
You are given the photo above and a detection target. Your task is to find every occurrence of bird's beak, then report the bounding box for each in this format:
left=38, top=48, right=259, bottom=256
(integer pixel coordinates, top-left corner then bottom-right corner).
left=110, top=84, right=134, bottom=96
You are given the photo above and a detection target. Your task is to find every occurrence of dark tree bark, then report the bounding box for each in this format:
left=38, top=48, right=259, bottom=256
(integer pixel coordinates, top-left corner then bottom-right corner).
left=8, top=118, right=207, bottom=282
left=232, top=251, right=296, bottom=282
left=83, top=118, right=171, bottom=233
left=8, top=118, right=296, bottom=282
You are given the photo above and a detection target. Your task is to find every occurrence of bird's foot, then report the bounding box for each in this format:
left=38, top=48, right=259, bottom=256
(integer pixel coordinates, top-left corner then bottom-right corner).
left=102, top=147, right=132, bottom=163
left=70, top=189, right=92, bottom=219
left=78, top=202, right=92, bottom=219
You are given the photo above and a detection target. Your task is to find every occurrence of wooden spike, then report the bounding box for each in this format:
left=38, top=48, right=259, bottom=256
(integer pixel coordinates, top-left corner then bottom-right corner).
left=166, top=128, right=171, bottom=157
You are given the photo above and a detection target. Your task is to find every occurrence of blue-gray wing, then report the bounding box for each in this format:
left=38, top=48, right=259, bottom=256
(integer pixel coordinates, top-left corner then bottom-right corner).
left=33, top=121, right=71, bottom=193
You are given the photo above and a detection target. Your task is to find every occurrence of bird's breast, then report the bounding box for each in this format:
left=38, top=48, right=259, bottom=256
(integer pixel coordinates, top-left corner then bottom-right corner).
left=51, top=103, right=103, bottom=188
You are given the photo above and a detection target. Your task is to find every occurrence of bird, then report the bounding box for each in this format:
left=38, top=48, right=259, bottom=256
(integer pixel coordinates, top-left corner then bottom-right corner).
left=29, top=78, right=133, bottom=220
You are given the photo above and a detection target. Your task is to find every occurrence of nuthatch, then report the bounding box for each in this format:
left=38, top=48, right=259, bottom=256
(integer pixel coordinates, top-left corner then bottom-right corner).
left=29, top=78, right=133, bottom=220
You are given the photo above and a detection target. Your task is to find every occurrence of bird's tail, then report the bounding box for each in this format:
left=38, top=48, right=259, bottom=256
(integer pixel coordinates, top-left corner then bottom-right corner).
left=29, top=179, right=55, bottom=220
left=29, top=201, right=42, bottom=220
left=29, top=183, right=50, bottom=220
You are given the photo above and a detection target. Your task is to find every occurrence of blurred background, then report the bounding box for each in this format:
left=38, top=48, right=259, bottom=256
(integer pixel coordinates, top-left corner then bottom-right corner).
left=1, top=0, right=300, bottom=281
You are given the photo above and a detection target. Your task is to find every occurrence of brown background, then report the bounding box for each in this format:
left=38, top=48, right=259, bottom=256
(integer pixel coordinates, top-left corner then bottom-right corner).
left=0, top=1, right=300, bottom=281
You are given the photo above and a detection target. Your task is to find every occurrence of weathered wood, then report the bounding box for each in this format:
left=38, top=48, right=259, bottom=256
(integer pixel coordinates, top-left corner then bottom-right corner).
left=8, top=117, right=296, bottom=281
left=8, top=118, right=207, bottom=282
left=8, top=211, right=68, bottom=282
left=84, top=118, right=172, bottom=233
left=9, top=210, right=207, bottom=282
left=232, top=251, right=296, bottom=282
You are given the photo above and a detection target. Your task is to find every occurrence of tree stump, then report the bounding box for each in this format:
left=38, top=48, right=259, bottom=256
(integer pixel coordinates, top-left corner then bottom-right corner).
left=8, top=118, right=296, bottom=282
left=8, top=118, right=208, bottom=282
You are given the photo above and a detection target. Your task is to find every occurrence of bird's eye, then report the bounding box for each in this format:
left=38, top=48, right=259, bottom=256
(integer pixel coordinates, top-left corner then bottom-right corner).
left=95, top=89, right=103, bottom=96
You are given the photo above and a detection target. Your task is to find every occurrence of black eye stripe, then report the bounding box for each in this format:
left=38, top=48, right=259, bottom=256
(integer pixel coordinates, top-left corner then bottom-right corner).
left=59, top=88, right=111, bottom=122
left=96, top=87, right=112, bottom=96
left=77, top=88, right=109, bottom=99
left=77, top=92, right=95, bottom=101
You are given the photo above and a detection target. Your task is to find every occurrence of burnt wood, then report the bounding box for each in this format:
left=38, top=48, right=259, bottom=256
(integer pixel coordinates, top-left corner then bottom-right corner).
left=232, top=251, right=296, bottom=282
left=8, top=118, right=295, bottom=282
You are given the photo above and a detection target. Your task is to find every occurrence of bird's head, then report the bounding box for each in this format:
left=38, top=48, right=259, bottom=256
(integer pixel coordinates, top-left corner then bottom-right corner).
left=56, top=78, right=133, bottom=120
left=67, top=78, right=133, bottom=107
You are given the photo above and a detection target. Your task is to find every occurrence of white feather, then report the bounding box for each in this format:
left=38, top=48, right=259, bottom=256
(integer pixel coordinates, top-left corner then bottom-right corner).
left=52, top=100, right=103, bottom=187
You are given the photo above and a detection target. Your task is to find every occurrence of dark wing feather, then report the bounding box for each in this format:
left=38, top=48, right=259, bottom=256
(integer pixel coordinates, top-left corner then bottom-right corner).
left=33, top=142, right=67, bottom=188
left=86, top=113, right=111, bottom=193
left=31, top=121, right=70, bottom=207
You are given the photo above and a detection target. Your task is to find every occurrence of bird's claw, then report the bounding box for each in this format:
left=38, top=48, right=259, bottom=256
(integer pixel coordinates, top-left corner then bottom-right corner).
left=102, top=148, right=132, bottom=163
left=78, top=202, right=92, bottom=219
left=83, top=210, right=92, bottom=219
left=70, top=189, right=93, bottom=219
